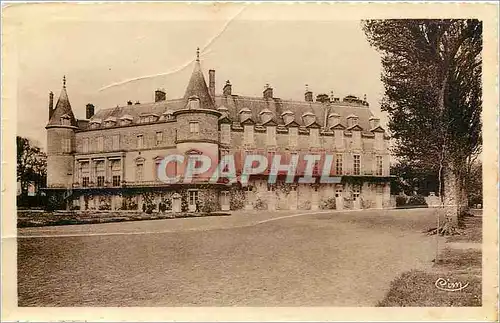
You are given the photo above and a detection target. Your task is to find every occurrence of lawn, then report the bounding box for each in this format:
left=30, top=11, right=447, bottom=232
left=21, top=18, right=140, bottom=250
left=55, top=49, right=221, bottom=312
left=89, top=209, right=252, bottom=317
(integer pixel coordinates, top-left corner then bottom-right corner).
left=378, top=214, right=482, bottom=307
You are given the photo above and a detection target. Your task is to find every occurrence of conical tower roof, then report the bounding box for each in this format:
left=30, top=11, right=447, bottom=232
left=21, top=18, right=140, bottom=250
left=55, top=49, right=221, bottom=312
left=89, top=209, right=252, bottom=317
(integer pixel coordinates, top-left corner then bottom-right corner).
left=183, top=48, right=215, bottom=110
left=46, top=76, right=78, bottom=128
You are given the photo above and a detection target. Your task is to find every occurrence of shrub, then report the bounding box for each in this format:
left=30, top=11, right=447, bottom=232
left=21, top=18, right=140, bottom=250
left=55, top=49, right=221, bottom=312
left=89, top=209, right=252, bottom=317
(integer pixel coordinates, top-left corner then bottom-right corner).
left=181, top=194, right=189, bottom=212
left=407, top=195, right=428, bottom=207
left=361, top=198, right=373, bottom=209
left=164, top=199, right=172, bottom=211
left=70, top=204, right=80, bottom=211
left=343, top=197, right=353, bottom=209
left=201, top=199, right=218, bottom=213
left=395, top=196, right=407, bottom=207
left=230, top=191, right=245, bottom=210
left=319, top=197, right=336, bottom=210
left=98, top=203, right=111, bottom=210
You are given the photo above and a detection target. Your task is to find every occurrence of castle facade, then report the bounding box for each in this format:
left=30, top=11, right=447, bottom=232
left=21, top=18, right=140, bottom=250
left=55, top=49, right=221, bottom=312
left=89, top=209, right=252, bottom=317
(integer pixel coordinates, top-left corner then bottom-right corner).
left=45, top=54, right=392, bottom=212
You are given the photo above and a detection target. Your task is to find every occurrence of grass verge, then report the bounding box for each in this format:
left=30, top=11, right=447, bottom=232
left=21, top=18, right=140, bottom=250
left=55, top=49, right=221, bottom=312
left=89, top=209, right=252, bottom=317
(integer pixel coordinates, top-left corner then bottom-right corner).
left=378, top=215, right=482, bottom=307
left=17, top=211, right=231, bottom=228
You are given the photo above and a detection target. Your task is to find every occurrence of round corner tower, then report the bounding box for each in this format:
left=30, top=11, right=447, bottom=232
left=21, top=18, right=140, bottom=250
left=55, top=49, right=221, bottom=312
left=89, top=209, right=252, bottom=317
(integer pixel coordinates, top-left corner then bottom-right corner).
left=45, top=77, right=77, bottom=189
left=174, top=57, right=221, bottom=167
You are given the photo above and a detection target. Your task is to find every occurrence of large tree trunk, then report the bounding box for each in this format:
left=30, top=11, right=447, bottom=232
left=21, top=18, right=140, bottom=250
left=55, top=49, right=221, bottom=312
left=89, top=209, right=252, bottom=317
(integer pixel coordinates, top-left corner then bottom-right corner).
left=440, top=167, right=461, bottom=235
left=455, top=164, right=470, bottom=224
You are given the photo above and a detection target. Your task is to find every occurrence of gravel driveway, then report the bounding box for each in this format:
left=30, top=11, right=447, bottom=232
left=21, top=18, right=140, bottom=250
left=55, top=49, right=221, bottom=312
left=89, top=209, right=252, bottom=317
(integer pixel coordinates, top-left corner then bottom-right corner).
left=18, top=208, right=444, bottom=306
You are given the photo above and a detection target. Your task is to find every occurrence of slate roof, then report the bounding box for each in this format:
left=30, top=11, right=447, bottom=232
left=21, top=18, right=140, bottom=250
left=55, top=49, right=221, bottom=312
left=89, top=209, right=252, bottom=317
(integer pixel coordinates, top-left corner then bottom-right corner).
left=46, top=83, right=78, bottom=128
left=183, top=60, right=215, bottom=110
left=83, top=61, right=379, bottom=134
left=87, top=95, right=377, bottom=134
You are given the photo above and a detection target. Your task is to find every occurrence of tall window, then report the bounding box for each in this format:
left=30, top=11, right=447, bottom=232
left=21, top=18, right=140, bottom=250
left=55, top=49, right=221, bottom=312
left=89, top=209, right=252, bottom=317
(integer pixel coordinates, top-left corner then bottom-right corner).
left=135, top=163, right=144, bottom=182
left=112, top=135, right=120, bottom=150
left=110, top=159, right=122, bottom=174
left=353, top=154, right=361, bottom=175
left=155, top=132, right=163, bottom=146
left=221, top=124, right=231, bottom=144
left=112, top=175, right=121, bottom=186
left=375, top=132, right=383, bottom=151
left=244, top=125, right=254, bottom=145
left=97, top=136, right=104, bottom=152
left=188, top=190, right=199, bottom=205
left=90, top=138, right=96, bottom=152
left=95, top=160, right=105, bottom=186
left=352, top=131, right=361, bottom=149
left=335, top=153, right=343, bottom=175
left=376, top=156, right=383, bottom=176
left=61, top=138, right=71, bottom=153
left=82, top=138, right=89, bottom=153
left=310, top=128, right=319, bottom=147
left=189, top=122, right=199, bottom=135
left=335, top=130, right=344, bottom=148
left=137, top=135, right=144, bottom=149
left=353, top=186, right=361, bottom=201
left=289, top=127, right=298, bottom=147
left=267, top=126, right=276, bottom=146
left=80, top=161, right=90, bottom=187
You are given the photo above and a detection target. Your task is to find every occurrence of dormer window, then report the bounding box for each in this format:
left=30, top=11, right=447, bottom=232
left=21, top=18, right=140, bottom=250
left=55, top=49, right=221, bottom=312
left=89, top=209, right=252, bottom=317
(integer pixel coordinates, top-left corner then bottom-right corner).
left=369, top=116, right=380, bottom=129
left=328, top=113, right=341, bottom=128
left=217, top=106, right=229, bottom=117
left=89, top=118, right=102, bottom=129
left=104, top=116, right=117, bottom=127
left=259, top=108, right=273, bottom=124
left=281, top=110, right=295, bottom=125
left=347, top=114, right=359, bottom=128
left=140, top=113, right=159, bottom=123
left=239, top=108, right=252, bottom=123
left=188, top=96, right=200, bottom=110
left=162, top=110, right=175, bottom=121
left=302, top=111, right=316, bottom=126
left=119, top=114, right=133, bottom=126
left=60, top=114, right=71, bottom=126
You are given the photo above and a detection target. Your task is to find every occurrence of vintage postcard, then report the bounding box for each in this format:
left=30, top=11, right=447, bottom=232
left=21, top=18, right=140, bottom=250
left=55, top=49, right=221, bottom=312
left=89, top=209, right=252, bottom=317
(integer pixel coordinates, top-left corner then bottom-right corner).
left=1, top=2, right=498, bottom=322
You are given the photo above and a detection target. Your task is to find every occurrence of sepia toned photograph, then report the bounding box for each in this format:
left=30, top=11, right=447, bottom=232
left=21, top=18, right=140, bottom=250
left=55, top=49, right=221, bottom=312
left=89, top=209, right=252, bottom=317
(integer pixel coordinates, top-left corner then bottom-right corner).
left=2, top=2, right=498, bottom=322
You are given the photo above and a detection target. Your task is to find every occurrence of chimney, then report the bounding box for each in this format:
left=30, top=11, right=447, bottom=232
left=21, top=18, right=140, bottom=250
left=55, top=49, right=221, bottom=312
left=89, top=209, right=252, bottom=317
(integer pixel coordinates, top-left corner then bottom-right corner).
left=305, top=84, right=313, bottom=102
left=209, top=69, right=215, bottom=99
left=48, top=91, right=54, bottom=118
left=223, top=80, right=232, bottom=96
left=263, top=84, right=273, bottom=99
left=155, top=89, right=166, bottom=102
left=127, top=100, right=133, bottom=105
left=86, top=103, right=95, bottom=119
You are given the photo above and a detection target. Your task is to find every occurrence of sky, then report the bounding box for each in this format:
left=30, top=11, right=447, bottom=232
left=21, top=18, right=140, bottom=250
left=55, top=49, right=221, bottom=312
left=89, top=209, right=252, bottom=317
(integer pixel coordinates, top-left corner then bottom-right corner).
left=12, top=3, right=386, bottom=150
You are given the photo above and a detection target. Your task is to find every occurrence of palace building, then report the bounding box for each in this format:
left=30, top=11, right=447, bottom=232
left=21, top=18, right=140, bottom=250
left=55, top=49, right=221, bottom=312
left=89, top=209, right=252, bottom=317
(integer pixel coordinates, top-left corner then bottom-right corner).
left=45, top=52, right=392, bottom=212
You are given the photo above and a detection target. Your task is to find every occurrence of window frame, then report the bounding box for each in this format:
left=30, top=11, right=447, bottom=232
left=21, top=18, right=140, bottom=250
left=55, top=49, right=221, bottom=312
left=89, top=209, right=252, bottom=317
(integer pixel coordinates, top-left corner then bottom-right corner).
left=189, top=121, right=200, bottom=135
left=376, top=155, right=383, bottom=176
left=335, top=153, right=343, bottom=175
left=155, top=131, right=163, bottom=146
left=353, top=154, right=361, bottom=175
left=137, top=135, right=144, bottom=149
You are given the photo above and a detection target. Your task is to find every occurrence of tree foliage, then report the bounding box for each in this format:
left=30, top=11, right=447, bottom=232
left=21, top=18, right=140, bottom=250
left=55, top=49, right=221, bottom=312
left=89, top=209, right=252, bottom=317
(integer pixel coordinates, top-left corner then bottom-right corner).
left=363, top=20, right=482, bottom=227
left=17, top=136, right=47, bottom=196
